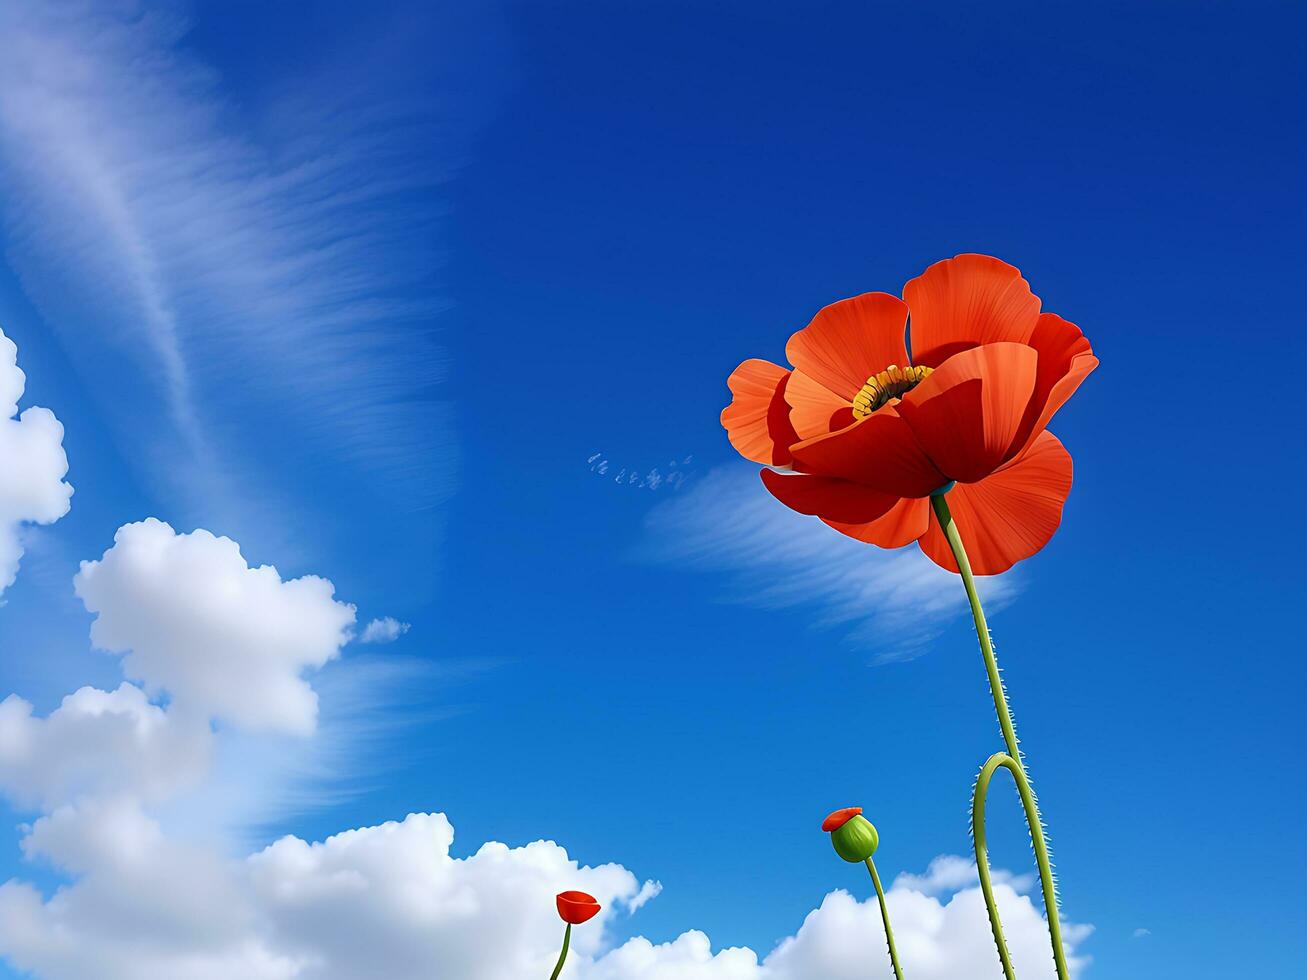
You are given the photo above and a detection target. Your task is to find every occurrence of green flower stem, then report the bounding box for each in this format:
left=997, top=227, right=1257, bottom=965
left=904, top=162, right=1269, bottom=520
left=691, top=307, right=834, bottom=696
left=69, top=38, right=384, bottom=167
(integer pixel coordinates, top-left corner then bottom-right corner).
left=864, top=857, right=906, bottom=980
left=929, top=493, right=1070, bottom=980
left=548, top=923, right=571, bottom=980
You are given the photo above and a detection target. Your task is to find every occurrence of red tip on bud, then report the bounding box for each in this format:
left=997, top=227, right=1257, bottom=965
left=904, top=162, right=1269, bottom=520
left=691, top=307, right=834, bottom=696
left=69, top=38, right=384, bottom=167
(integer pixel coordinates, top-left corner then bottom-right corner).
left=822, top=806, right=863, bottom=832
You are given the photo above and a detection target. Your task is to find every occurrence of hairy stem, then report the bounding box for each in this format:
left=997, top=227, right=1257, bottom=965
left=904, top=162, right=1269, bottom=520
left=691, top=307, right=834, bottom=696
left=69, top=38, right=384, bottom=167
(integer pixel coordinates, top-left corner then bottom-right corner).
left=548, top=922, right=571, bottom=980
left=865, top=857, right=906, bottom=980
left=930, top=493, right=1070, bottom=980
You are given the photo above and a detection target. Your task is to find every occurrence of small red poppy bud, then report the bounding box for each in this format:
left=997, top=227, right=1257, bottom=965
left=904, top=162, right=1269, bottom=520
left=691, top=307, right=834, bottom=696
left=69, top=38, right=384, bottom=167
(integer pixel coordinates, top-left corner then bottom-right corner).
left=823, top=806, right=879, bottom=863
left=556, top=890, right=601, bottom=925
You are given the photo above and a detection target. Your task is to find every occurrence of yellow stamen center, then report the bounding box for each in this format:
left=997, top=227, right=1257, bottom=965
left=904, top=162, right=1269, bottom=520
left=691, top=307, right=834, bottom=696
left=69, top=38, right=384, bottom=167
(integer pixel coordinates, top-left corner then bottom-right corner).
left=850, top=364, right=934, bottom=419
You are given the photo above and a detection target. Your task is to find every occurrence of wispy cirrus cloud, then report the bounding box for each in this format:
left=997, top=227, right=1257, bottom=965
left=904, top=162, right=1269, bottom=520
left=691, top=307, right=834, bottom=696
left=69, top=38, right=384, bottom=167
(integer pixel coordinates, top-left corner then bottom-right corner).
left=641, top=465, right=1018, bottom=662
left=0, top=1, right=494, bottom=541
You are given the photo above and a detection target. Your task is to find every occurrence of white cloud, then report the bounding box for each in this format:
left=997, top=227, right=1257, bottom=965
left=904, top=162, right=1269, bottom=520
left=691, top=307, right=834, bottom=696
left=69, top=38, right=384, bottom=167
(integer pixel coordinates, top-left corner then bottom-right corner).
left=247, top=815, right=651, bottom=980
left=762, top=881, right=1091, bottom=980
left=359, top=616, right=411, bottom=644
left=0, top=683, right=210, bottom=810
left=0, top=326, right=73, bottom=595
left=1132, top=928, right=1150, bottom=939
left=642, top=466, right=1017, bottom=662
left=586, top=932, right=760, bottom=979
left=0, top=808, right=655, bottom=980
left=1, top=803, right=1089, bottom=980
left=73, top=520, right=355, bottom=735
left=584, top=879, right=1092, bottom=980
left=2, top=798, right=301, bottom=980
left=627, top=879, right=664, bottom=913
left=891, top=854, right=1034, bottom=897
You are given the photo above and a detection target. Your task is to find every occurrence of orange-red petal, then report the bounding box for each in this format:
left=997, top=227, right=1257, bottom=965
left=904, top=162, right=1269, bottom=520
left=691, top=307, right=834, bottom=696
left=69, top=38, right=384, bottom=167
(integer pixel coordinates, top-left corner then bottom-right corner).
left=785, top=292, right=910, bottom=402
left=825, top=497, right=930, bottom=549
left=1011, top=312, right=1098, bottom=458
left=784, top=369, right=855, bottom=440
left=897, top=343, right=1038, bottom=484
left=789, top=407, right=946, bottom=498
left=904, top=254, right=1041, bottom=368
left=721, top=359, right=799, bottom=466
left=822, top=806, right=863, bottom=832
left=917, top=430, right=1074, bottom=575
left=556, top=890, right=602, bottom=925
left=760, top=469, right=900, bottom=525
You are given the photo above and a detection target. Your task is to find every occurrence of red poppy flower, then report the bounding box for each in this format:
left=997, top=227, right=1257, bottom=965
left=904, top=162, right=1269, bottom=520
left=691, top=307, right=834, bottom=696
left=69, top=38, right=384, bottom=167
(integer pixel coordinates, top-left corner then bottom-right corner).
left=821, top=806, right=862, bottom=831
left=721, top=254, right=1097, bottom=575
left=556, top=890, right=601, bottom=925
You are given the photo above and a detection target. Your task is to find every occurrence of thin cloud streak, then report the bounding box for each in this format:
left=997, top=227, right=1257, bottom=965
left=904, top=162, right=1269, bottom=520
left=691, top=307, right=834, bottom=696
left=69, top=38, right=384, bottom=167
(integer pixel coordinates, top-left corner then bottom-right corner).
left=641, top=465, right=1018, bottom=662
left=0, top=2, right=486, bottom=530
left=160, top=653, right=465, bottom=849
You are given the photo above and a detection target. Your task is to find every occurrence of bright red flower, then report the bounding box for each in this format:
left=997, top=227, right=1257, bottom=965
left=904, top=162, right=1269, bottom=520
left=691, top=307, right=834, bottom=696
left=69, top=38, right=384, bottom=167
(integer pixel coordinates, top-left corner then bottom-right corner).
left=556, top=890, right=601, bottom=925
left=821, top=806, right=862, bottom=831
left=721, top=255, right=1097, bottom=575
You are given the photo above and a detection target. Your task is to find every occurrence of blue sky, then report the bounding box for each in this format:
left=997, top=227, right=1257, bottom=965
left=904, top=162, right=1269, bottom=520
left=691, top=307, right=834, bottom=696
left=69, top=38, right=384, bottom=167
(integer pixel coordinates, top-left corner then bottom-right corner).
left=0, top=2, right=1303, bottom=979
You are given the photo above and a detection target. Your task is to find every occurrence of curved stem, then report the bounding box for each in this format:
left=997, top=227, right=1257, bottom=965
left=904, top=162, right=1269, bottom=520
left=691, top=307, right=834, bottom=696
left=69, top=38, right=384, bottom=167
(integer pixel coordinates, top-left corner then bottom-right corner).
left=973, top=753, right=1068, bottom=980
left=865, top=857, right=906, bottom=980
left=930, top=493, right=1069, bottom=980
left=548, top=922, right=571, bottom=980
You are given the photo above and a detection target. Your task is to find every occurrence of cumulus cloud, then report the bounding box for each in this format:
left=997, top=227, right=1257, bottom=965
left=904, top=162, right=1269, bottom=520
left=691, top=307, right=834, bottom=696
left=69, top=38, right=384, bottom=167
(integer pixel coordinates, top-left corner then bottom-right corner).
left=74, top=520, right=355, bottom=734
left=891, top=853, right=1034, bottom=897
left=642, top=466, right=1017, bottom=662
left=0, top=326, right=73, bottom=595
left=767, top=882, right=1090, bottom=980
left=0, top=809, right=654, bottom=980
left=584, top=871, right=1093, bottom=980
left=2, top=797, right=301, bottom=980
left=1, top=808, right=1088, bottom=980
left=0, top=684, right=210, bottom=810
left=586, top=932, right=760, bottom=979
left=248, top=814, right=652, bottom=980
left=359, top=616, right=411, bottom=644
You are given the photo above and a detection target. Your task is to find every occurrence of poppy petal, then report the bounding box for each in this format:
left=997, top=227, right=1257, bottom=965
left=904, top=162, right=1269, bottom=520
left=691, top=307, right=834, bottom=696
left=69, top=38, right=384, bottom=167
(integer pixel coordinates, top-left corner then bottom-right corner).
left=917, top=430, right=1074, bottom=575
left=785, top=369, right=856, bottom=439
left=760, top=469, right=900, bottom=525
left=825, top=497, right=930, bottom=549
left=905, top=254, right=1041, bottom=368
left=1011, top=313, right=1098, bottom=458
left=556, top=890, right=602, bottom=925
left=790, top=407, right=947, bottom=498
left=897, top=342, right=1038, bottom=484
left=721, top=359, right=798, bottom=465
left=786, top=292, right=910, bottom=402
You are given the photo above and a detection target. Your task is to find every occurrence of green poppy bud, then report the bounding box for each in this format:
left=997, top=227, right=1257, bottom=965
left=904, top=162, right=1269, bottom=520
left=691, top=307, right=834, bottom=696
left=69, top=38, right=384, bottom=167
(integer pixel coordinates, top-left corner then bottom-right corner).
left=822, top=806, right=879, bottom=863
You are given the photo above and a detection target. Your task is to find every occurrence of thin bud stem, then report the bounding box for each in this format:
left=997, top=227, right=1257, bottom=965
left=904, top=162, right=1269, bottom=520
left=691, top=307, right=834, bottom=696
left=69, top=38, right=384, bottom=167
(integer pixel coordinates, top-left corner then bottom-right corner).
left=865, top=857, right=906, bottom=980
left=548, top=922, right=572, bottom=980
